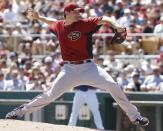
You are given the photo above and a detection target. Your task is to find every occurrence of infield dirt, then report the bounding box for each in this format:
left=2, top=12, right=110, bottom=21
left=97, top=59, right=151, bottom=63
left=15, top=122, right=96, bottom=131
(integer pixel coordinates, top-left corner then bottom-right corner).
left=0, top=119, right=100, bottom=131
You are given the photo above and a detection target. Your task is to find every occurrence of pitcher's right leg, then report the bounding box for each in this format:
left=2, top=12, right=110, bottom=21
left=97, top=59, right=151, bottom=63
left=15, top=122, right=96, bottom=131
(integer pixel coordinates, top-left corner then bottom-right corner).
left=96, top=68, right=149, bottom=126
left=5, top=66, right=78, bottom=119
left=81, top=63, right=149, bottom=127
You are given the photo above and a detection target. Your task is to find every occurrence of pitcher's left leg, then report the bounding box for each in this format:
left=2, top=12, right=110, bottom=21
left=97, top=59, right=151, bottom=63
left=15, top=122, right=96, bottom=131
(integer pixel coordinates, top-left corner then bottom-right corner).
left=82, top=63, right=149, bottom=126
left=5, top=65, right=79, bottom=119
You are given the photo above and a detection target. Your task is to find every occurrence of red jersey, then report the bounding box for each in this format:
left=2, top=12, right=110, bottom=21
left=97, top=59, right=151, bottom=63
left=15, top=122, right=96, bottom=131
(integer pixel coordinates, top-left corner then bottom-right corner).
left=50, top=17, right=102, bottom=61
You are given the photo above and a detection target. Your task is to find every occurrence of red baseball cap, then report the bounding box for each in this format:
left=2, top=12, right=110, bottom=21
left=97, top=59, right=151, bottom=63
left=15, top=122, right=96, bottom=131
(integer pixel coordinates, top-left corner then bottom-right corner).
left=64, top=2, right=85, bottom=13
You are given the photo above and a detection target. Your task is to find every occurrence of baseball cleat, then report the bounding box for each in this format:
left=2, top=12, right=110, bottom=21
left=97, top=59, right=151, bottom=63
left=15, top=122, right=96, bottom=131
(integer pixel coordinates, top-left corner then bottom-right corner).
left=5, top=111, right=17, bottom=119
left=5, top=105, right=24, bottom=119
left=133, top=116, right=149, bottom=127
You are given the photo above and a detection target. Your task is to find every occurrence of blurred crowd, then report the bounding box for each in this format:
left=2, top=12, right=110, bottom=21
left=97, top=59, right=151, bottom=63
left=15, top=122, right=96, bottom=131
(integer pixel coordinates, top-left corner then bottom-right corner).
left=0, top=0, right=163, bottom=92
left=1, top=49, right=163, bottom=93
left=0, top=50, right=62, bottom=91
left=0, top=0, right=163, bottom=55
left=96, top=52, right=163, bottom=93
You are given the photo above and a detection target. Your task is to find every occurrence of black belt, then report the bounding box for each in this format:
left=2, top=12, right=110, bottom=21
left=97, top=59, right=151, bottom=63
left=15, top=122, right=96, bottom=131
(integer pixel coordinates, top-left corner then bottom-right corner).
left=63, top=59, right=92, bottom=65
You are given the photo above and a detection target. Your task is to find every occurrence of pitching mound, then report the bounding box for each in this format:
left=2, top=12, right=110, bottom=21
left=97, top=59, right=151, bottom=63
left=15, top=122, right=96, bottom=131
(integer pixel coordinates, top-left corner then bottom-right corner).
left=0, top=119, right=99, bottom=131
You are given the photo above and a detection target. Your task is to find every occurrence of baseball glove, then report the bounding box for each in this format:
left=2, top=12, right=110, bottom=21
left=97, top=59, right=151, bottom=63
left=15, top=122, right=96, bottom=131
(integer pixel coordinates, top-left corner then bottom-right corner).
left=111, top=28, right=127, bottom=44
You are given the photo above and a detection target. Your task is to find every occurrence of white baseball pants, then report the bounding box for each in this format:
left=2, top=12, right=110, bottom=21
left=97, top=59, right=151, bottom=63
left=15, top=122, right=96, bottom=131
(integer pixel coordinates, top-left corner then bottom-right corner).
left=68, top=89, right=104, bottom=130
left=16, top=62, right=140, bottom=122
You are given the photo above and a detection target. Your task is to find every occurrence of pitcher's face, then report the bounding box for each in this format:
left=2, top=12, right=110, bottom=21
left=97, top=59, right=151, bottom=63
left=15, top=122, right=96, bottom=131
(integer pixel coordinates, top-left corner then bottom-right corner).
left=66, top=10, right=81, bottom=21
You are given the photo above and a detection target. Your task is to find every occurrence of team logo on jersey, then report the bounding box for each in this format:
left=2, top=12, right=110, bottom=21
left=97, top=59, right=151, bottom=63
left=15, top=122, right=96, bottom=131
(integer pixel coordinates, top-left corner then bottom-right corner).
left=68, top=31, right=81, bottom=41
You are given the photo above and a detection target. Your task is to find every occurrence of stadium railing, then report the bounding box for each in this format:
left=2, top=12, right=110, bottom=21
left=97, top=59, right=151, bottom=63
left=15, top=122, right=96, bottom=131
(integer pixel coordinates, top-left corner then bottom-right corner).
left=0, top=33, right=163, bottom=57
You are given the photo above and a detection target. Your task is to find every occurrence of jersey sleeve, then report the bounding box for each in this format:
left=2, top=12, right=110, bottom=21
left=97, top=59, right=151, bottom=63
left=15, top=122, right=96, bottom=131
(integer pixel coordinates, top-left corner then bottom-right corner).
left=84, top=16, right=103, bottom=32
left=49, top=21, right=60, bottom=34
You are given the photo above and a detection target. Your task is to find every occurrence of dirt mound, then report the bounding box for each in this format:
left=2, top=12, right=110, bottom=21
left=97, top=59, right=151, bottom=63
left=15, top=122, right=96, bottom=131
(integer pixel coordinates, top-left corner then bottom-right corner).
left=0, top=119, right=99, bottom=131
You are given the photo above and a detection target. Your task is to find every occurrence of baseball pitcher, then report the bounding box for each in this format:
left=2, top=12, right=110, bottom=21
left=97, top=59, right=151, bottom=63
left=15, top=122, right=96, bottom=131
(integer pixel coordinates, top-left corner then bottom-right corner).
left=5, top=2, right=149, bottom=127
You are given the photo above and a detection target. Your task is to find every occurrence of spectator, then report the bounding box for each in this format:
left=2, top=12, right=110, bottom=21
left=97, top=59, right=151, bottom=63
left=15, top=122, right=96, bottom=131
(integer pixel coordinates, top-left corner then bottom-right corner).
left=158, top=62, right=163, bottom=75
left=101, top=0, right=114, bottom=14
left=0, top=71, right=7, bottom=90
left=118, top=8, right=133, bottom=27
left=116, top=70, right=129, bottom=89
left=160, top=2, right=163, bottom=16
left=0, top=50, right=7, bottom=59
left=0, top=58, right=8, bottom=74
left=154, top=16, right=163, bottom=53
left=154, top=16, right=163, bottom=33
left=18, top=65, right=29, bottom=90
left=123, top=64, right=135, bottom=79
left=156, top=53, right=163, bottom=64
left=5, top=69, right=25, bottom=91
left=12, top=22, right=28, bottom=52
left=94, top=57, right=104, bottom=68
left=0, top=23, right=7, bottom=48
left=5, top=26, right=14, bottom=51
left=122, top=36, right=140, bottom=54
left=125, top=71, right=142, bottom=92
left=31, top=23, right=44, bottom=54
left=5, top=62, right=18, bottom=80
left=142, top=20, right=154, bottom=33
left=50, top=51, right=62, bottom=65
left=94, top=23, right=113, bottom=55
left=24, top=60, right=32, bottom=72
left=103, top=52, right=123, bottom=72
left=140, top=60, right=153, bottom=76
left=42, top=56, right=61, bottom=87
left=136, top=6, right=147, bottom=26
left=141, top=65, right=163, bottom=92
left=8, top=51, right=18, bottom=65
left=26, top=64, right=47, bottom=91
left=41, top=56, right=61, bottom=77
left=115, top=0, right=125, bottom=19
left=92, top=3, right=103, bottom=17
left=19, top=40, right=32, bottom=56
left=2, top=5, right=18, bottom=23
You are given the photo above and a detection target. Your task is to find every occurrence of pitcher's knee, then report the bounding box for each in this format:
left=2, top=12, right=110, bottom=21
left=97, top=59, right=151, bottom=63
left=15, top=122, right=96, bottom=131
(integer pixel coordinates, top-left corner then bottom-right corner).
left=40, top=92, right=55, bottom=103
left=46, top=90, right=61, bottom=102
